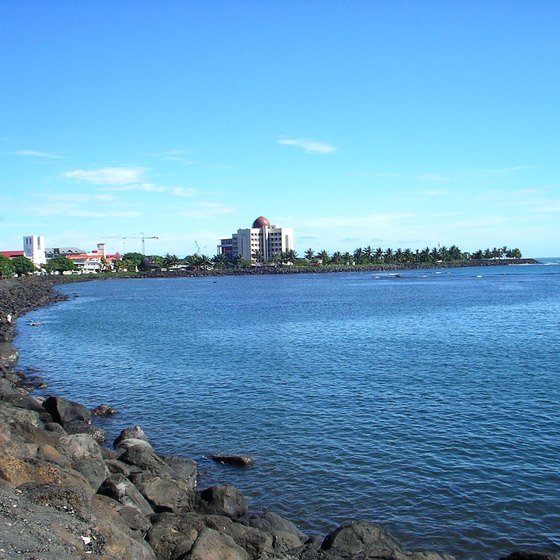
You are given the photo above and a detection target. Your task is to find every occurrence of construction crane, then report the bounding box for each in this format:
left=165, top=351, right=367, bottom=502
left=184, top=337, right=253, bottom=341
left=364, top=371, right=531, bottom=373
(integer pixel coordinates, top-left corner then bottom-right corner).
left=105, top=233, right=159, bottom=255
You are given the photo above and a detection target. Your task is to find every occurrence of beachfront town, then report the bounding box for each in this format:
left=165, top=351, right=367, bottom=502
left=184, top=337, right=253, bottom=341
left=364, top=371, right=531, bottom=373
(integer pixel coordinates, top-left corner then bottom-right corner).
left=0, top=216, right=296, bottom=275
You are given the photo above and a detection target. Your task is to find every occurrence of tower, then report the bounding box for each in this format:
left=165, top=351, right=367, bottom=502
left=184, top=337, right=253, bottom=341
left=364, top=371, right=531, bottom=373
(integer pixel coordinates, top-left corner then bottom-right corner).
left=23, top=235, right=46, bottom=267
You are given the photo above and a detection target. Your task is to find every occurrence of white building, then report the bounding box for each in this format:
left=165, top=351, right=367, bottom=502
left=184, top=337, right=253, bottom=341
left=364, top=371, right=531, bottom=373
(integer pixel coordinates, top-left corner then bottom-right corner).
left=219, top=216, right=294, bottom=264
left=23, top=235, right=46, bottom=267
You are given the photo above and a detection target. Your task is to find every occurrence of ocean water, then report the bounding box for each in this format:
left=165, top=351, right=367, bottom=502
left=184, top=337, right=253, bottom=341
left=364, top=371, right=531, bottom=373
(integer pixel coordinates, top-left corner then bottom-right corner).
left=14, top=263, right=560, bottom=559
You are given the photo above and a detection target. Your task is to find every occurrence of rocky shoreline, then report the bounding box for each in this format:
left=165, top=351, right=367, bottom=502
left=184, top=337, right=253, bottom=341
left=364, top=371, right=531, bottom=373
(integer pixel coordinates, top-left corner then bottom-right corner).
left=0, top=276, right=557, bottom=560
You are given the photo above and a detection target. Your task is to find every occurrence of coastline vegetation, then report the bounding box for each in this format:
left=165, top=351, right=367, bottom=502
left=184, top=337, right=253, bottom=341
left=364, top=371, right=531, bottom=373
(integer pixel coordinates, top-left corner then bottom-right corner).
left=0, top=244, right=526, bottom=278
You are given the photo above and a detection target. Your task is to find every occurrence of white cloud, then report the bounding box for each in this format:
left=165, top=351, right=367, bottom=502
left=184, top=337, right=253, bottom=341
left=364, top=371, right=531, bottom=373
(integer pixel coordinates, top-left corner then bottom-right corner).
left=172, top=187, right=197, bottom=197
left=423, top=189, right=449, bottom=197
left=181, top=202, right=235, bottom=219
left=304, top=212, right=416, bottom=228
left=98, top=183, right=197, bottom=197
left=374, top=172, right=449, bottom=182
left=30, top=192, right=142, bottom=219
left=14, top=149, right=63, bottom=159
left=278, top=138, right=337, bottom=154
left=98, top=182, right=166, bottom=193
left=62, top=167, right=145, bottom=185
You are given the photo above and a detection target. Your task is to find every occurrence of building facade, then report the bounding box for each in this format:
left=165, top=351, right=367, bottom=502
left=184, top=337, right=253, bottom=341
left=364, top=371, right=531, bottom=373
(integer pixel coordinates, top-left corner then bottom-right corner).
left=218, top=216, right=294, bottom=264
left=23, top=235, right=46, bottom=267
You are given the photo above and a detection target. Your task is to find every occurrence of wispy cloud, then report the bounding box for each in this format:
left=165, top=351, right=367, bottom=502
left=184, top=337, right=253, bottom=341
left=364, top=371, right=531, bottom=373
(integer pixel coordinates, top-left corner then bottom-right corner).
left=15, top=149, right=63, bottom=159
left=374, top=172, right=449, bottom=182
left=30, top=192, right=142, bottom=219
left=98, top=183, right=166, bottom=193
left=305, top=212, right=416, bottom=228
left=172, top=187, right=197, bottom=197
left=181, top=202, right=235, bottom=219
left=62, top=167, right=145, bottom=185
left=278, top=138, right=337, bottom=154
left=422, top=189, right=449, bottom=197
left=98, top=183, right=197, bottom=197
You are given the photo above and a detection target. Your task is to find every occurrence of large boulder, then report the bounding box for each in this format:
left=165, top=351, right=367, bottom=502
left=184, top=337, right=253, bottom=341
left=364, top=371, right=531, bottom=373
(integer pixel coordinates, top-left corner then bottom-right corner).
left=57, top=433, right=108, bottom=490
left=92, top=494, right=157, bottom=560
left=147, top=512, right=253, bottom=560
left=248, top=510, right=307, bottom=551
left=321, top=521, right=454, bottom=560
left=198, top=485, right=248, bottom=520
left=0, top=341, right=18, bottom=365
left=188, top=527, right=251, bottom=560
left=113, top=425, right=151, bottom=448
left=136, top=475, right=196, bottom=513
left=98, top=473, right=155, bottom=516
left=321, top=521, right=404, bottom=557
left=163, top=455, right=198, bottom=489
left=43, top=395, right=91, bottom=427
left=119, top=444, right=176, bottom=482
left=17, top=482, right=93, bottom=521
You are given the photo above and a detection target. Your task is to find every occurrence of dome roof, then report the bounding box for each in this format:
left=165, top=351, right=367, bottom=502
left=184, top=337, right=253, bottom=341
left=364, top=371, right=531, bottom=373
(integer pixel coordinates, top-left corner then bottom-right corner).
left=252, top=216, right=270, bottom=229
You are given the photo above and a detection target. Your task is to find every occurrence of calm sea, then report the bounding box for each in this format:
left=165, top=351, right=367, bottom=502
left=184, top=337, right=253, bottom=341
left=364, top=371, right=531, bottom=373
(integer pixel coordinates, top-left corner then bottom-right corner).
left=14, top=263, right=560, bottom=559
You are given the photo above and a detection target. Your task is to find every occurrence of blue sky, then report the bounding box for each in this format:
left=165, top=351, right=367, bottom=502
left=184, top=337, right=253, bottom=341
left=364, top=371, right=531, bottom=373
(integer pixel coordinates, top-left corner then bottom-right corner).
left=1, top=1, right=559, bottom=258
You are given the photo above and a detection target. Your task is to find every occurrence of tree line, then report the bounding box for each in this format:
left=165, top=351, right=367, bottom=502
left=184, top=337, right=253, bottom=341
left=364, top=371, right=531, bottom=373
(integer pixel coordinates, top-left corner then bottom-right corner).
left=0, top=245, right=524, bottom=278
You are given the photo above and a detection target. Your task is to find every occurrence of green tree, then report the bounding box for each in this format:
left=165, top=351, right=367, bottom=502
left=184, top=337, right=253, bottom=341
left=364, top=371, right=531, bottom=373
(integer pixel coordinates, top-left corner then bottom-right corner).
left=384, top=248, right=394, bottom=263
left=139, top=255, right=162, bottom=271
left=122, top=252, right=144, bottom=268
left=233, top=254, right=251, bottom=268
left=212, top=253, right=227, bottom=269
left=353, top=247, right=364, bottom=264
left=317, top=250, right=330, bottom=264
left=163, top=253, right=180, bottom=268
left=282, top=249, right=298, bottom=265
left=331, top=251, right=343, bottom=264
left=304, top=248, right=315, bottom=261
left=0, top=255, right=14, bottom=278
left=11, top=256, right=35, bottom=276
left=46, top=256, right=76, bottom=274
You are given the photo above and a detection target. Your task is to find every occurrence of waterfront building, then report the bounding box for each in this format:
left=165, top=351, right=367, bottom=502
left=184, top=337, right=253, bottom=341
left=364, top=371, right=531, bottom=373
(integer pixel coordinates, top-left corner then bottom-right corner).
left=23, top=235, right=47, bottom=267
left=0, top=236, right=46, bottom=267
left=218, top=216, right=294, bottom=264
left=63, top=243, right=121, bottom=272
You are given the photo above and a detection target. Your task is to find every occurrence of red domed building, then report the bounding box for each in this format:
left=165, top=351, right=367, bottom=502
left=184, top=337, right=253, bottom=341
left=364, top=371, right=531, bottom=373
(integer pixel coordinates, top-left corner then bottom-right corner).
left=218, top=216, right=294, bottom=264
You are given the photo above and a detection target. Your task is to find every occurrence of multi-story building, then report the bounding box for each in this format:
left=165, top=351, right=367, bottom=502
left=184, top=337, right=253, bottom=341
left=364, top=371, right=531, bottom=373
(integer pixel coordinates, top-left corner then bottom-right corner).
left=23, top=235, right=46, bottom=267
left=218, top=216, right=294, bottom=264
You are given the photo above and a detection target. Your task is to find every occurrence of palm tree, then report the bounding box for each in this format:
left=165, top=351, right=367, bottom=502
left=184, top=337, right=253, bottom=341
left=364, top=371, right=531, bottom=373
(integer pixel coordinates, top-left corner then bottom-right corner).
left=342, top=252, right=353, bottom=265
left=212, top=253, right=227, bottom=269
left=163, top=253, right=180, bottom=268
left=282, top=249, right=298, bottom=265
left=331, top=251, right=342, bottom=264
left=448, top=245, right=462, bottom=261
left=363, top=246, right=373, bottom=263
left=353, top=247, right=364, bottom=264
left=384, top=248, right=394, bottom=263
left=419, top=247, right=431, bottom=262
left=374, top=247, right=384, bottom=262
left=304, top=248, right=315, bottom=261
left=317, top=250, right=330, bottom=264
